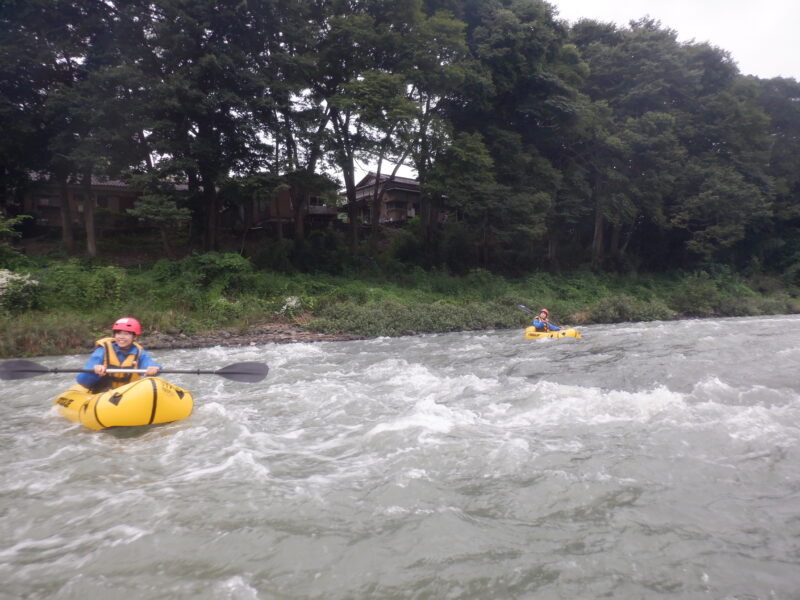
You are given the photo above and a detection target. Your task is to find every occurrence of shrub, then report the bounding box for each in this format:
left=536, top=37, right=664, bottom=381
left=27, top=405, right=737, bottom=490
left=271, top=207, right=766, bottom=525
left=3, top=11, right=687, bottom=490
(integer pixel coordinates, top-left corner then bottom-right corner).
left=0, top=269, right=40, bottom=313
left=251, top=240, right=294, bottom=273
left=442, top=222, right=473, bottom=275
left=84, top=266, right=126, bottom=306
left=670, top=271, right=720, bottom=316
left=465, top=268, right=508, bottom=300
left=0, top=213, right=32, bottom=270
left=275, top=295, right=316, bottom=317
left=586, top=294, right=673, bottom=323
left=715, top=294, right=763, bottom=317
left=193, top=252, right=252, bottom=284
left=36, top=261, right=127, bottom=310
left=637, top=298, right=674, bottom=321
left=587, top=294, right=638, bottom=323
left=0, top=311, right=89, bottom=357
left=309, top=298, right=522, bottom=337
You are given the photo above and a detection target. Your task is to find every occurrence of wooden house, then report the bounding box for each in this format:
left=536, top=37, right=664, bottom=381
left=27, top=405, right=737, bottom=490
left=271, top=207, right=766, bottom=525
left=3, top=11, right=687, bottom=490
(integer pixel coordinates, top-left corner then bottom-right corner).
left=344, top=173, right=421, bottom=225
left=22, top=176, right=144, bottom=229
left=233, top=185, right=339, bottom=237
left=23, top=175, right=338, bottom=236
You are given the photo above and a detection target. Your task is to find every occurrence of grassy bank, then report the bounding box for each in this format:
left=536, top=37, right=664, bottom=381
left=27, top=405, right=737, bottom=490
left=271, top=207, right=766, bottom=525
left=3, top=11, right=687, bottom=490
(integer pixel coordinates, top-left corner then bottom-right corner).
left=1, top=253, right=798, bottom=358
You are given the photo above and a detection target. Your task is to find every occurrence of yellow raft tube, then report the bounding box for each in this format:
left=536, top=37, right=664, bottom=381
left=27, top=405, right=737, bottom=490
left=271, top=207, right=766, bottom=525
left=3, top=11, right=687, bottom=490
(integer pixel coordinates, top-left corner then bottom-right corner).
left=53, top=377, right=193, bottom=430
left=524, top=326, right=582, bottom=340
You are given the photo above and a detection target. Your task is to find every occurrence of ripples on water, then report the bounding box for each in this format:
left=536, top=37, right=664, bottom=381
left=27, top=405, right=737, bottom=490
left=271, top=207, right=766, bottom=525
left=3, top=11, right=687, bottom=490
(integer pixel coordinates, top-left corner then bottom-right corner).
left=2, top=316, right=800, bottom=599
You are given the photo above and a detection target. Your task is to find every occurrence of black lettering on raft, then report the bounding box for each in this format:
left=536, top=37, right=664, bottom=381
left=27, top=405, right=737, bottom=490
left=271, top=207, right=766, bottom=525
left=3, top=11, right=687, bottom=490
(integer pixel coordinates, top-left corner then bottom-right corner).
left=55, top=396, right=74, bottom=408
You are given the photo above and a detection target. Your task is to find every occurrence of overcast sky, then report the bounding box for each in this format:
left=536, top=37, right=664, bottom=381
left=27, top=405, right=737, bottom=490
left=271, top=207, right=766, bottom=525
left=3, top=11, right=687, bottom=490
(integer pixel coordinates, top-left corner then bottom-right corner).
left=548, top=0, right=800, bottom=80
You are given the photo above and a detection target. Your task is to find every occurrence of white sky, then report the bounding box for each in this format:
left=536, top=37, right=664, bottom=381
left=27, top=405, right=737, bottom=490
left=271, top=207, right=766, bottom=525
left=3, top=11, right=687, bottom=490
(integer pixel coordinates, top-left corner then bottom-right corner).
left=548, top=0, right=800, bottom=80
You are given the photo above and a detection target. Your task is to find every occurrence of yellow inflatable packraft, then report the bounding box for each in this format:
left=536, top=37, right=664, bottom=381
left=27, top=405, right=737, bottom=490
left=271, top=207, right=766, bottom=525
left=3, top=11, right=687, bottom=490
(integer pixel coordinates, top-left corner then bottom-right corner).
left=524, top=326, right=582, bottom=340
left=53, top=377, right=193, bottom=430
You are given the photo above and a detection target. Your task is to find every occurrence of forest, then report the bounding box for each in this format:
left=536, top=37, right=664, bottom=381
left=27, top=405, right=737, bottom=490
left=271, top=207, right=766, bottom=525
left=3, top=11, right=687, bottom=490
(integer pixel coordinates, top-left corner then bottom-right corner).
left=2, top=0, right=799, bottom=277
left=2, top=0, right=800, bottom=358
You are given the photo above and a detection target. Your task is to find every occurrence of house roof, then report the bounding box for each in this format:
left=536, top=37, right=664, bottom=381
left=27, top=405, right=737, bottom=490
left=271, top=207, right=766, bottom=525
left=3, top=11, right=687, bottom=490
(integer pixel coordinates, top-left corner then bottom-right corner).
left=354, top=172, right=419, bottom=191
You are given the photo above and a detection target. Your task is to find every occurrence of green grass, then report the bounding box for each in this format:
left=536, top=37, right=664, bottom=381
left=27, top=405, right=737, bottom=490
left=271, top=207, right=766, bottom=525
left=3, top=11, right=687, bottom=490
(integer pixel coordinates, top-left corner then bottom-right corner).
left=1, top=253, right=798, bottom=357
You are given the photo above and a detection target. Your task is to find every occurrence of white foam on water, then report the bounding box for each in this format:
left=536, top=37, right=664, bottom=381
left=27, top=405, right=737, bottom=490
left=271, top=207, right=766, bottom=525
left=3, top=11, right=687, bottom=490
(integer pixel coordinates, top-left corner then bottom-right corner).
left=473, top=375, right=800, bottom=449
left=4, top=316, right=800, bottom=599
left=691, top=376, right=795, bottom=406
left=499, top=381, right=688, bottom=428
left=213, top=575, right=260, bottom=600
left=197, top=401, right=230, bottom=418
left=0, top=524, right=149, bottom=562
left=366, top=394, right=478, bottom=437
left=166, top=449, right=271, bottom=483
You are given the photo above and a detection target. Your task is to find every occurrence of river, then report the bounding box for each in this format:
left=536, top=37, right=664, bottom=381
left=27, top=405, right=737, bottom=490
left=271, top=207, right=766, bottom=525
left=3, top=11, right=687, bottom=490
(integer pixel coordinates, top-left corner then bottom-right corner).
left=1, top=315, right=799, bottom=599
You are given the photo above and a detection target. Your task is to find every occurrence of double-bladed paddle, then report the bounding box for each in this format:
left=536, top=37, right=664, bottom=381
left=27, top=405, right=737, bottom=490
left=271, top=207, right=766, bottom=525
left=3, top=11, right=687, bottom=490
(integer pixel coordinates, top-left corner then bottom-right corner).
left=0, top=359, right=269, bottom=383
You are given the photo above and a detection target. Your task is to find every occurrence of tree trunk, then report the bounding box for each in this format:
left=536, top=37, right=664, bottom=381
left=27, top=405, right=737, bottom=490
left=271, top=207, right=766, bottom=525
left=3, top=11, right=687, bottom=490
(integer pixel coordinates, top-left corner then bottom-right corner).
left=82, top=172, right=97, bottom=257
left=292, top=187, right=307, bottom=240
left=421, top=195, right=440, bottom=261
left=341, top=169, right=359, bottom=251
left=58, top=175, right=74, bottom=253
left=204, top=186, right=218, bottom=251
left=481, top=219, right=489, bottom=268
left=200, top=172, right=218, bottom=251
left=330, top=108, right=359, bottom=252
left=370, top=173, right=386, bottom=253
left=370, top=181, right=382, bottom=250
left=610, top=222, right=622, bottom=259
left=591, top=202, right=605, bottom=269
left=547, top=233, right=558, bottom=266
left=159, top=227, right=177, bottom=259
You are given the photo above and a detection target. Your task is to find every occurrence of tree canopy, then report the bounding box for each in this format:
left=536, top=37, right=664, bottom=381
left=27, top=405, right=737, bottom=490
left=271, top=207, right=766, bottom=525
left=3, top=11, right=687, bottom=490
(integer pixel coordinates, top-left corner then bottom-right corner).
left=1, top=0, right=799, bottom=278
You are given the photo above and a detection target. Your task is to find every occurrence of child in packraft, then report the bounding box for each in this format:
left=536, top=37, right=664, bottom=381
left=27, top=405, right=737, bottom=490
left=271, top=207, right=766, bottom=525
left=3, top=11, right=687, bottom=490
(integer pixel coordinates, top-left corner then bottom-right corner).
left=532, top=308, right=560, bottom=332
left=76, top=317, right=161, bottom=393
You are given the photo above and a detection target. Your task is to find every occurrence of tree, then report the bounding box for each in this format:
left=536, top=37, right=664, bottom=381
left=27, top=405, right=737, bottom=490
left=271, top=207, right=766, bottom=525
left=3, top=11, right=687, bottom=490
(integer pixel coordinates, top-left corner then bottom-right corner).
left=125, top=171, right=191, bottom=260
left=570, top=17, right=774, bottom=271
left=752, top=77, right=800, bottom=278
left=118, top=0, right=273, bottom=251
left=443, top=0, right=591, bottom=270
left=0, top=212, right=31, bottom=267
left=427, top=131, right=550, bottom=270
left=672, top=164, right=770, bottom=261
left=0, top=1, right=51, bottom=216
left=0, top=0, right=91, bottom=253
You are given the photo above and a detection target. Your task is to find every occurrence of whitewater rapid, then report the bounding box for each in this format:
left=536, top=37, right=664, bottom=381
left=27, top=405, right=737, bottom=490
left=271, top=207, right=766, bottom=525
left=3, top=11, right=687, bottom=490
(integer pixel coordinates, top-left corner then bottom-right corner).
left=1, top=316, right=799, bottom=599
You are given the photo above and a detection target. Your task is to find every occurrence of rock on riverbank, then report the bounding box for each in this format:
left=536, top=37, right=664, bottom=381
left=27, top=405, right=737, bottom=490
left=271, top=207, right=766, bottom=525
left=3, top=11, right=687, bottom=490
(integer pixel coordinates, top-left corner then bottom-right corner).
left=139, top=322, right=362, bottom=350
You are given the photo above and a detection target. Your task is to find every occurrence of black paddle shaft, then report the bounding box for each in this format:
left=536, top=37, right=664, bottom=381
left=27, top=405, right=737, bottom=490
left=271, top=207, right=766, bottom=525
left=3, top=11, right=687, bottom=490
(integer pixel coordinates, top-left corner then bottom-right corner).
left=165, top=362, right=269, bottom=383
left=0, top=359, right=269, bottom=383
left=517, top=304, right=537, bottom=316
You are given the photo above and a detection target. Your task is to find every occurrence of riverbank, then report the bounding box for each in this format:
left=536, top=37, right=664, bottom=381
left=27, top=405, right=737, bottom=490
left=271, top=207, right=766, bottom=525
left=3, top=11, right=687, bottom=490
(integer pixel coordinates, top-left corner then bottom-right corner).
left=2, top=254, right=799, bottom=358
left=4, top=305, right=800, bottom=359
left=138, top=318, right=364, bottom=350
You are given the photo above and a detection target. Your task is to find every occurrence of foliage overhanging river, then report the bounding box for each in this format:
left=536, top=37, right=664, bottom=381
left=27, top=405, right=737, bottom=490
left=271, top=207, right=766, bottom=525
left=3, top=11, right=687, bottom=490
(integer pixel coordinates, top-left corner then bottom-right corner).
left=2, top=315, right=799, bottom=599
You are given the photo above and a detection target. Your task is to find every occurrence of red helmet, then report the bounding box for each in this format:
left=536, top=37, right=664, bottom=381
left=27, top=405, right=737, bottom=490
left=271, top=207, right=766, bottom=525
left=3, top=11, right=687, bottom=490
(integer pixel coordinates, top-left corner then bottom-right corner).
left=112, top=317, right=141, bottom=336
left=539, top=308, right=549, bottom=316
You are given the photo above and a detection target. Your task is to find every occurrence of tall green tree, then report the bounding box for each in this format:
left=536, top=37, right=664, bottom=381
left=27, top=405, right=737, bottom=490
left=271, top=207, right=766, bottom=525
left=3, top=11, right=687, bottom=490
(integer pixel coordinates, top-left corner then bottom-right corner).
left=0, top=1, right=52, bottom=216
left=753, top=77, right=800, bottom=279
left=442, top=0, right=588, bottom=270
left=571, top=17, right=773, bottom=271
left=118, top=0, right=272, bottom=251
left=0, top=0, right=94, bottom=252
